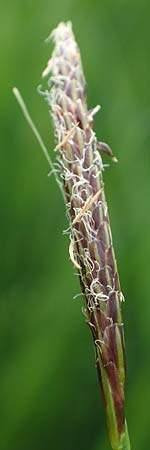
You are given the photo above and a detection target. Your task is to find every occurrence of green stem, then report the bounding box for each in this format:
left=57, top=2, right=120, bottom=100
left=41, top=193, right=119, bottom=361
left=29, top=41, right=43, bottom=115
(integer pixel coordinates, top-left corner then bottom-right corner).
left=97, top=352, right=131, bottom=450
left=119, top=420, right=131, bottom=450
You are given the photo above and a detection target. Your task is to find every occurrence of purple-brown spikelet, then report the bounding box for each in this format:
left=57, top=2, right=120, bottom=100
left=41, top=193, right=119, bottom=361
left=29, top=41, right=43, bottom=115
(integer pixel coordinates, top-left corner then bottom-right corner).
left=41, top=22, right=130, bottom=450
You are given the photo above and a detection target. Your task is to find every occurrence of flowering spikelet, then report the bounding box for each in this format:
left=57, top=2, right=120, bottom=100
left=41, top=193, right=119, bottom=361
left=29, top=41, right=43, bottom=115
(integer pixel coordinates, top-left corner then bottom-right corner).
left=41, top=22, right=130, bottom=450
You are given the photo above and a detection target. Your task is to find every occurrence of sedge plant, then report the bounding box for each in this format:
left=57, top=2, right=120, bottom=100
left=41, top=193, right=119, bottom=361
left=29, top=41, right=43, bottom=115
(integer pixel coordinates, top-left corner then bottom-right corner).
left=13, top=21, right=131, bottom=450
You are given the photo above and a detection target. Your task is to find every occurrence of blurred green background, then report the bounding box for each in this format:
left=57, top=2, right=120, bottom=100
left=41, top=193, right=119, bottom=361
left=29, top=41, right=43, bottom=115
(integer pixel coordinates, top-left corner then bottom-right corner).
left=0, top=1, right=149, bottom=449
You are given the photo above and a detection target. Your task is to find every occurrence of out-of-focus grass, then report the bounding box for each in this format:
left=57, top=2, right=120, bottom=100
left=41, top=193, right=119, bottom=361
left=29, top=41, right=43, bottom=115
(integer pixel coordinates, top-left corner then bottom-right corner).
left=0, top=1, right=149, bottom=449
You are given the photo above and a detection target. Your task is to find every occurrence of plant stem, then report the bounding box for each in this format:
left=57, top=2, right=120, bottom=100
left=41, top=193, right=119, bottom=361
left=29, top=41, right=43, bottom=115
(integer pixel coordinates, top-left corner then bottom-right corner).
left=119, top=421, right=131, bottom=450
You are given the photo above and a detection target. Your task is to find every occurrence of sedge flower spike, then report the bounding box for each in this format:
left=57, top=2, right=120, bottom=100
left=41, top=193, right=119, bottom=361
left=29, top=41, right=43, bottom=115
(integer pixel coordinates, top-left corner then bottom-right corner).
left=41, top=22, right=130, bottom=450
